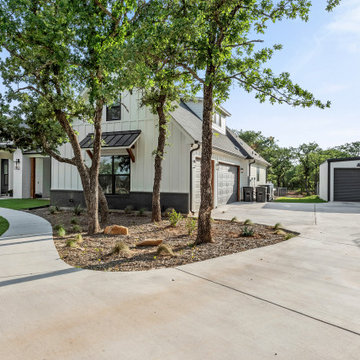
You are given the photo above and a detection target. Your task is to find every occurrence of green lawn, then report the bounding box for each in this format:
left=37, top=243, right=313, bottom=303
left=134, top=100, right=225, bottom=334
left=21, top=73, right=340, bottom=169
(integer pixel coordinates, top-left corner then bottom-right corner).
left=275, top=195, right=327, bottom=203
left=0, top=198, right=50, bottom=210
left=0, top=216, right=9, bottom=236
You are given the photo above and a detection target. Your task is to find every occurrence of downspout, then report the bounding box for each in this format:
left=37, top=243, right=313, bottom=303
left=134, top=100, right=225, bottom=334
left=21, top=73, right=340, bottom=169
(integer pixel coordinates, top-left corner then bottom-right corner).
left=248, top=159, right=255, bottom=186
left=189, top=141, right=200, bottom=213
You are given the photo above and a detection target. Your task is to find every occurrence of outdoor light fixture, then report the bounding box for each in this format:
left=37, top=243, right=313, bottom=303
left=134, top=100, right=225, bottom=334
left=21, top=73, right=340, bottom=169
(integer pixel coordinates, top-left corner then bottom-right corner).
left=240, top=167, right=244, bottom=173
left=15, top=159, right=20, bottom=170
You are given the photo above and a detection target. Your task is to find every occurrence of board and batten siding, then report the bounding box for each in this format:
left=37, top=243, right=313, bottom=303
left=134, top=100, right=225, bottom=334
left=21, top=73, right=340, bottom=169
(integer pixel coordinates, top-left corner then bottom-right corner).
left=51, top=90, right=193, bottom=194
left=249, top=163, right=267, bottom=187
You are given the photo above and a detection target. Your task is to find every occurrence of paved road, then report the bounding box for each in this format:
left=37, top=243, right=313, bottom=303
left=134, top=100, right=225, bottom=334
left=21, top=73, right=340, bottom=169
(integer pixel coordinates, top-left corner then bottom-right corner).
left=0, top=203, right=359, bottom=359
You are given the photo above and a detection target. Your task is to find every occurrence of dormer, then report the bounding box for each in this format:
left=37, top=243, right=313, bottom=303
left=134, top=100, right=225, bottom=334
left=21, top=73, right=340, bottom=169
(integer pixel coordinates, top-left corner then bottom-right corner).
left=183, top=98, right=231, bottom=135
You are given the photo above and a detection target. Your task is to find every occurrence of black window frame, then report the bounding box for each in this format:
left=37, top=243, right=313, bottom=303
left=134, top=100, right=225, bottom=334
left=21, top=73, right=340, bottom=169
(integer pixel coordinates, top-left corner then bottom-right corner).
left=99, top=155, right=130, bottom=195
left=106, top=97, right=122, bottom=122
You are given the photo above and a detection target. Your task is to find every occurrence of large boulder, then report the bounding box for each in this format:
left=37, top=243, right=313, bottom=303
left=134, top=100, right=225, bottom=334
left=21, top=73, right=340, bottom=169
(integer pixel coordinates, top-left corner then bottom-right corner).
left=104, top=225, right=129, bottom=236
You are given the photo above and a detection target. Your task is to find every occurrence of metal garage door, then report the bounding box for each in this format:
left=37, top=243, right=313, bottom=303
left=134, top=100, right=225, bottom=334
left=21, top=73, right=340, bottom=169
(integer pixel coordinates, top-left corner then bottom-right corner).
left=334, top=168, right=360, bottom=201
left=217, top=163, right=238, bottom=206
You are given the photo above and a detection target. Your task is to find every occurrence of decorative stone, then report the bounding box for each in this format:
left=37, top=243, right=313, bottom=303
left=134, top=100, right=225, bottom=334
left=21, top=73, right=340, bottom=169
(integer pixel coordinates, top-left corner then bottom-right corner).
left=104, top=225, right=129, bottom=235
left=136, top=239, right=163, bottom=247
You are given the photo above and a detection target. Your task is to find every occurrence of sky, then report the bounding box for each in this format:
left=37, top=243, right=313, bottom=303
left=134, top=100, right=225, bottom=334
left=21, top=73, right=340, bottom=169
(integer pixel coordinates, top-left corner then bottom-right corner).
left=224, top=0, right=360, bottom=149
left=1, top=1, right=358, bottom=149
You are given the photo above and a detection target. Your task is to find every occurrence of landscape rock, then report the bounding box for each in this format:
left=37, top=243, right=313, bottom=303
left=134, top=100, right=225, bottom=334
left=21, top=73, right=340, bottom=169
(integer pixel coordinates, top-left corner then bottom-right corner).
left=136, top=239, right=163, bottom=247
left=104, top=225, right=129, bottom=235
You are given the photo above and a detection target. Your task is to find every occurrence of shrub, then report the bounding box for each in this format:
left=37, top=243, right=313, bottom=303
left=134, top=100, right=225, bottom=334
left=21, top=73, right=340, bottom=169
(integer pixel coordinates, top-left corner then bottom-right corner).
left=186, top=217, right=197, bottom=235
left=241, top=226, right=254, bottom=237
left=54, top=224, right=63, bottom=231
left=72, top=224, right=82, bottom=233
left=112, top=241, right=131, bottom=256
left=55, top=225, right=66, bottom=237
left=157, top=244, right=175, bottom=257
left=124, top=205, right=134, bottom=214
left=164, top=207, right=175, bottom=217
left=274, top=222, right=282, bottom=230
left=49, top=206, right=57, bottom=214
left=275, top=229, right=286, bottom=236
left=244, top=219, right=253, bottom=225
left=231, top=216, right=238, bottom=223
left=55, top=206, right=61, bottom=212
left=169, top=209, right=182, bottom=227
left=74, top=233, right=83, bottom=243
left=66, top=239, right=77, bottom=248
left=137, top=208, right=147, bottom=216
left=73, top=204, right=83, bottom=216
left=71, top=217, right=79, bottom=225
left=285, top=233, right=296, bottom=240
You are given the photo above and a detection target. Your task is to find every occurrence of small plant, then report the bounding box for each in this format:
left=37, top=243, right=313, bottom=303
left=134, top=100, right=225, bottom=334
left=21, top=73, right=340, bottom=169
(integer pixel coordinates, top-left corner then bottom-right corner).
left=186, top=217, right=197, bottom=235
left=241, top=226, right=254, bottom=237
left=55, top=205, right=61, bottom=212
left=73, top=204, right=83, bottom=216
left=157, top=244, right=175, bottom=257
left=124, top=205, right=134, bottom=214
left=275, top=229, right=286, bottom=236
left=137, top=208, right=146, bottom=216
left=164, top=207, right=175, bottom=217
left=66, top=239, right=77, bottom=248
left=231, top=216, right=238, bottom=223
left=285, top=233, right=296, bottom=240
left=71, top=217, right=79, bottom=225
left=55, top=225, right=66, bottom=237
left=244, top=219, right=253, bottom=225
left=49, top=206, right=57, bottom=214
left=72, top=224, right=82, bottom=233
left=274, top=222, right=282, bottom=230
left=169, top=209, right=182, bottom=227
left=74, top=233, right=83, bottom=243
left=112, top=241, right=132, bottom=256
left=54, top=224, right=63, bottom=231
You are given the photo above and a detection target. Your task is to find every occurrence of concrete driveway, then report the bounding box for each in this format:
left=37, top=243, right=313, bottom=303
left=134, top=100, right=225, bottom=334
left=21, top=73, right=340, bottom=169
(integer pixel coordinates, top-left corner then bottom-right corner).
left=0, top=203, right=359, bottom=359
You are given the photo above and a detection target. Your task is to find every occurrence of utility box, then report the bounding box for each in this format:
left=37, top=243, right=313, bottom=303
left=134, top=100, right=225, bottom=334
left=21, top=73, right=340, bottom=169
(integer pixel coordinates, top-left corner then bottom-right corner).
left=256, top=186, right=267, bottom=202
left=243, top=187, right=254, bottom=202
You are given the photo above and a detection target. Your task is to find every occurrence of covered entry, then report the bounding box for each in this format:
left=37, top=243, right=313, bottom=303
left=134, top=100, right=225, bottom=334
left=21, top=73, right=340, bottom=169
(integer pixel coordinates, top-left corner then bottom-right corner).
left=334, top=168, right=360, bottom=201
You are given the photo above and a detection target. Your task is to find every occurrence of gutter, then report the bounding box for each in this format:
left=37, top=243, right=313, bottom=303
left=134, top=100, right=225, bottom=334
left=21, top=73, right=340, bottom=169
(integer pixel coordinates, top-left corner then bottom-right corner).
left=248, top=159, right=255, bottom=186
left=189, top=141, right=200, bottom=213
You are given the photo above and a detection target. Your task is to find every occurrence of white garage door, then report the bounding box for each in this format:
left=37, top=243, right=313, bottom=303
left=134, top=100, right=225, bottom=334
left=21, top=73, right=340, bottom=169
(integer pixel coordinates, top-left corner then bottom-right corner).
left=217, top=163, right=238, bottom=206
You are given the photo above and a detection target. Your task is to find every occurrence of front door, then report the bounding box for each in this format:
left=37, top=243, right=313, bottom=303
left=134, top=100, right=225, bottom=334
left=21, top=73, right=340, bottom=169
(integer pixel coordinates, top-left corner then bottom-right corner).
left=1, top=159, right=9, bottom=195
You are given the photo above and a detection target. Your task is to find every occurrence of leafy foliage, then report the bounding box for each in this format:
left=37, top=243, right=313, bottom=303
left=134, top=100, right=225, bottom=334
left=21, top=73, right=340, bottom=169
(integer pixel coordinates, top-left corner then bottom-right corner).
left=169, top=210, right=183, bottom=227
left=241, top=226, right=254, bottom=237
left=186, top=217, right=197, bottom=236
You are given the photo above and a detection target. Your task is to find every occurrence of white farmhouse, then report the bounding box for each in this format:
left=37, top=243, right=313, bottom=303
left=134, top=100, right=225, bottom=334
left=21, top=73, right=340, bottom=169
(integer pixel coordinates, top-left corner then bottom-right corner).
left=9, top=90, right=269, bottom=212
left=51, top=91, right=269, bottom=212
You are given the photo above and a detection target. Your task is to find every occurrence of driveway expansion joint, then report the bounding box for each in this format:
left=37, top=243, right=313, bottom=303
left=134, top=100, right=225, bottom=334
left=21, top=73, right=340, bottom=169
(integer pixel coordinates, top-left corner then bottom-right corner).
left=176, top=267, right=360, bottom=337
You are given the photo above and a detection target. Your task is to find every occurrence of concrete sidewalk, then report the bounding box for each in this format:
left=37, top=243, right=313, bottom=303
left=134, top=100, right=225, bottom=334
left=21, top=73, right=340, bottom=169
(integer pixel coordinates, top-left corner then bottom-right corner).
left=0, top=204, right=359, bottom=359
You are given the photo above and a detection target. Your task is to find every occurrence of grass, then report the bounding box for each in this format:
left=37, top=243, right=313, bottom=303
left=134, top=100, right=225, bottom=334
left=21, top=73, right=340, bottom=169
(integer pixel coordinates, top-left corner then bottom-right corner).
left=275, top=195, right=327, bottom=203
left=0, top=198, right=50, bottom=210
left=0, top=216, right=9, bottom=236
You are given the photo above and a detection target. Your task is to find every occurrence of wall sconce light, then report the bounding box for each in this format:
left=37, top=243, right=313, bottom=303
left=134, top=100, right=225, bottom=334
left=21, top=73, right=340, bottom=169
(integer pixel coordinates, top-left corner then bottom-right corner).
left=15, top=159, right=20, bottom=170
left=240, top=167, right=244, bottom=173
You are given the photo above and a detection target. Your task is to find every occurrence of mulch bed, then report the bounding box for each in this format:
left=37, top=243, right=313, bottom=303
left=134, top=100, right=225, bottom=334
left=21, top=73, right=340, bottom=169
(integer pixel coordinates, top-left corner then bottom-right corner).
left=30, top=208, right=297, bottom=272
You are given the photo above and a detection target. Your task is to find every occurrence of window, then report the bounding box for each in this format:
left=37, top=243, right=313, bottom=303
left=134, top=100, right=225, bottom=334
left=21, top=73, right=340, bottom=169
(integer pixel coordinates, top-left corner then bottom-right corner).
left=256, top=167, right=260, bottom=182
left=106, top=98, right=121, bottom=121
left=99, top=155, right=130, bottom=194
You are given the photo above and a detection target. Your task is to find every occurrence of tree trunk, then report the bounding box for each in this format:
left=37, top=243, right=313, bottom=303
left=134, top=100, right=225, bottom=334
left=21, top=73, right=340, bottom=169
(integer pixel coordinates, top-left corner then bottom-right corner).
left=196, top=72, right=214, bottom=244
left=152, top=95, right=167, bottom=222
left=98, top=185, right=109, bottom=225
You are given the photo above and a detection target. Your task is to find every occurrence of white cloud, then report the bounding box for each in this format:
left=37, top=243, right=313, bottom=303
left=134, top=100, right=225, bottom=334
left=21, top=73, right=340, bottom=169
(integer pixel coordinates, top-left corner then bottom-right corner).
left=327, top=1, right=360, bottom=36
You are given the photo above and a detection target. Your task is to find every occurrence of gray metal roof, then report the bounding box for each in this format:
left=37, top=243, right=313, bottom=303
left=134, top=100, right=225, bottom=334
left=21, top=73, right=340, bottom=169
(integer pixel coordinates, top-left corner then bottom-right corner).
left=80, top=130, right=141, bottom=149
left=170, top=102, right=270, bottom=165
